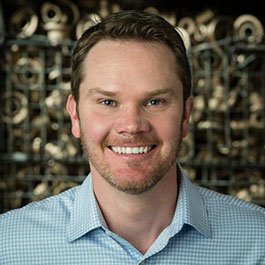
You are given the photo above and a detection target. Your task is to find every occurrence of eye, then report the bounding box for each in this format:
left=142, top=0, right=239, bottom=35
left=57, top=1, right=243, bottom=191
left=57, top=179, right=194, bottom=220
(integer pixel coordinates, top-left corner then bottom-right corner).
left=100, top=99, right=117, bottom=107
left=147, top=99, right=164, bottom=106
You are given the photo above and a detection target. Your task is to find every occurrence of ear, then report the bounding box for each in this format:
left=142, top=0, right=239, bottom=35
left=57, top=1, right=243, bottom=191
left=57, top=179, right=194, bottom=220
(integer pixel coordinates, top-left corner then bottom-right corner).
left=66, top=94, right=81, bottom=138
left=181, top=95, right=193, bottom=138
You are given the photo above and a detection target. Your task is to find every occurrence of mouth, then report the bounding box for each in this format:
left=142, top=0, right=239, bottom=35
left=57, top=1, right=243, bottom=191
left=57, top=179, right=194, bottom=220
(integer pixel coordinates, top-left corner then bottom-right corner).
left=109, top=145, right=156, bottom=155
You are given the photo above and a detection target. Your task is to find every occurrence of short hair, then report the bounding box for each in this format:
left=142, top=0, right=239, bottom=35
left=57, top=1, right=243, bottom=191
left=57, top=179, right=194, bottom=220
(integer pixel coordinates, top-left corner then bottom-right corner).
left=71, top=10, right=192, bottom=104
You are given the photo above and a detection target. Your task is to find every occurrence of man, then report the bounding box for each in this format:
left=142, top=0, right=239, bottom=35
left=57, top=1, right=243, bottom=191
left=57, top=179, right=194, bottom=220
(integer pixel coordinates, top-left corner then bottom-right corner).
left=1, top=10, right=265, bottom=265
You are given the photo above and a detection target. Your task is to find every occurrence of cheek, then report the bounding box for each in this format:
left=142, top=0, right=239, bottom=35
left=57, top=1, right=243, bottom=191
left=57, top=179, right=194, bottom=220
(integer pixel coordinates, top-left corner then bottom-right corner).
left=79, top=111, right=113, bottom=144
left=152, top=113, right=183, bottom=142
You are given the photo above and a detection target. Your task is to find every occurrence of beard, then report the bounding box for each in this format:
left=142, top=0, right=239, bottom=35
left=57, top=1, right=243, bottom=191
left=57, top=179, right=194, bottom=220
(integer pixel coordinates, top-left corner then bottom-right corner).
left=80, top=124, right=183, bottom=195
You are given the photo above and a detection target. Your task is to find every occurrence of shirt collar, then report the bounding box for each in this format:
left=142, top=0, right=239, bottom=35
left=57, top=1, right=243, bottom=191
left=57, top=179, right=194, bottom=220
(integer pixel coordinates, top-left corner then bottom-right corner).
left=67, top=175, right=107, bottom=242
left=67, top=163, right=212, bottom=242
left=169, top=164, right=212, bottom=238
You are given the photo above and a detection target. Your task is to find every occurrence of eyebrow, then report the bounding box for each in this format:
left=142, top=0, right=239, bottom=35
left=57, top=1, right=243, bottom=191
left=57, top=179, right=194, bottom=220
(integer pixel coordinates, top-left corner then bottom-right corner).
left=85, top=88, right=118, bottom=98
left=143, top=87, right=178, bottom=98
left=85, top=87, right=178, bottom=98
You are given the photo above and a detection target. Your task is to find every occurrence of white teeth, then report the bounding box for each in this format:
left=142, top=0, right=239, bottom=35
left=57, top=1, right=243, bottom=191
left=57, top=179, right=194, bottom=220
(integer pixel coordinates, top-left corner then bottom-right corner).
left=111, top=146, right=152, bottom=154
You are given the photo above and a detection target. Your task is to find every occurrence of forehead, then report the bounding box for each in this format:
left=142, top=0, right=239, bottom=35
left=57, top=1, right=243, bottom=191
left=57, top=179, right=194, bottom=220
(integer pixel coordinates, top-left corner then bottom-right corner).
left=80, top=39, right=182, bottom=95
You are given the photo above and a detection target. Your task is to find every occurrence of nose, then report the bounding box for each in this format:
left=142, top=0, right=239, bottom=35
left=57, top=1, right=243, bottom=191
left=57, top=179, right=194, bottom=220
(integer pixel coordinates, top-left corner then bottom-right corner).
left=114, top=105, right=151, bottom=135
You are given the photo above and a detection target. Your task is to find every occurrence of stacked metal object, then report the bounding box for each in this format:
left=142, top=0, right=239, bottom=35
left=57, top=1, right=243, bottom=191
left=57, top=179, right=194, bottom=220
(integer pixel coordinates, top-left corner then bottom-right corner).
left=0, top=1, right=264, bottom=212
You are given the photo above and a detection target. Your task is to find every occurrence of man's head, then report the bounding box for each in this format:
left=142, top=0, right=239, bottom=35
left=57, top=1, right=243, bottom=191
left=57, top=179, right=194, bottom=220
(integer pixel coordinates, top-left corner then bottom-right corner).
left=67, top=10, right=193, bottom=194
left=71, top=10, right=192, bottom=106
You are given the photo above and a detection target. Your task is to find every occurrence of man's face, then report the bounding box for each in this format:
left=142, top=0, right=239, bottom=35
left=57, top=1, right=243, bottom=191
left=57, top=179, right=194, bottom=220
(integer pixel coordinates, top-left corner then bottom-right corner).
left=67, top=40, right=193, bottom=194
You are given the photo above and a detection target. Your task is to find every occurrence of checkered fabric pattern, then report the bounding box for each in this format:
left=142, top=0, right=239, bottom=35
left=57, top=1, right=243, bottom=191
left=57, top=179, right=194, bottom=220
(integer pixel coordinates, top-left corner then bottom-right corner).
left=1, top=164, right=265, bottom=264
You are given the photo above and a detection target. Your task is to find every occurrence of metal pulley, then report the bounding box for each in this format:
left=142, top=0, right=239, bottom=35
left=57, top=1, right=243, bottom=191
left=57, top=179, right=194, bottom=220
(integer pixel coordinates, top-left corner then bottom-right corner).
left=176, top=27, right=191, bottom=50
left=11, top=57, right=43, bottom=90
left=41, top=2, right=64, bottom=24
left=12, top=128, right=26, bottom=152
left=191, top=94, right=205, bottom=123
left=45, top=88, right=70, bottom=119
left=193, top=24, right=207, bottom=43
left=234, top=14, right=264, bottom=44
left=193, top=9, right=215, bottom=43
left=44, top=130, right=78, bottom=159
left=195, top=9, right=215, bottom=25
left=206, top=17, right=234, bottom=43
left=2, top=91, right=28, bottom=124
left=41, top=0, right=80, bottom=24
left=208, top=77, right=227, bottom=112
left=41, top=0, right=80, bottom=42
left=177, top=17, right=196, bottom=37
left=178, top=134, right=193, bottom=161
left=76, top=13, right=101, bottom=39
left=193, top=47, right=223, bottom=70
left=10, top=7, right=38, bottom=38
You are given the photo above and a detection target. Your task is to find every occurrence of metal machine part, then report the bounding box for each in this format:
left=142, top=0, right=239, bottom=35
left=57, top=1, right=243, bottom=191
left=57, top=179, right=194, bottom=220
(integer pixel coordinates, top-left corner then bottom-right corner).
left=41, top=0, right=80, bottom=24
left=193, top=47, right=223, bottom=70
left=41, top=2, right=64, bottom=24
left=191, top=94, right=205, bottom=123
left=195, top=9, right=215, bottom=25
left=234, top=14, right=264, bottom=44
left=10, top=7, right=38, bottom=38
left=176, top=27, right=191, bottom=49
left=208, top=77, right=227, bottom=112
left=178, top=134, right=193, bottom=161
left=193, top=23, right=207, bottom=43
left=44, top=130, right=78, bottom=159
left=206, top=17, right=234, bottom=43
left=177, top=17, right=196, bottom=37
left=2, top=91, right=28, bottom=124
left=11, top=57, right=43, bottom=90
left=1, top=7, right=265, bottom=212
left=45, top=88, right=70, bottom=119
left=76, top=13, right=101, bottom=39
left=41, top=0, right=80, bottom=42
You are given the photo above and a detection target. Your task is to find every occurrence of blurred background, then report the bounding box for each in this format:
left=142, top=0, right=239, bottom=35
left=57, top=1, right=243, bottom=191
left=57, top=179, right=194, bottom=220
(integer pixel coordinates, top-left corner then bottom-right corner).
left=0, top=0, right=264, bottom=213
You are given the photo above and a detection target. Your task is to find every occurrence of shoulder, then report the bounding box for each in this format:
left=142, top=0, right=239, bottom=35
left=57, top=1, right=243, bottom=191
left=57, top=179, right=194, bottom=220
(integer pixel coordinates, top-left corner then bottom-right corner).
left=0, top=185, right=79, bottom=240
left=199, top=186, right=265, bottom=214
left=0, top=186, right=81, bottom=263
left=199, top=186, right=265, bottom=234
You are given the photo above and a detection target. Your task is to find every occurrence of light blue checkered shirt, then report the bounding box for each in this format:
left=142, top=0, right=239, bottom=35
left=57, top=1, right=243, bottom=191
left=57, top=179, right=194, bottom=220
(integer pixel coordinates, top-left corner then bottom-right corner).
left=1, top=164, right=265, bottom=264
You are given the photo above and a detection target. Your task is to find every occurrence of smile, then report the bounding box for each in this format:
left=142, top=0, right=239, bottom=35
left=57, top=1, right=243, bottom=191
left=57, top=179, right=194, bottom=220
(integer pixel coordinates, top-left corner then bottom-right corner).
left=110, top=146, right=155, bottom=155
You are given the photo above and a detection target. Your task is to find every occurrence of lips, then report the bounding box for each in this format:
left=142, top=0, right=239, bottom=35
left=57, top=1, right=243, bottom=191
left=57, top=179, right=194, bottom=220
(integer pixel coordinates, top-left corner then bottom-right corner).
left=110, top=145, right=155, bottom=154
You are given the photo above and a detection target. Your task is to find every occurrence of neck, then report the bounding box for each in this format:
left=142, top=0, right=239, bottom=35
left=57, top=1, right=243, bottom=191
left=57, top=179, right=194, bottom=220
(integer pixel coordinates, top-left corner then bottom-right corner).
left=92, top=165, right=178, bottom=254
